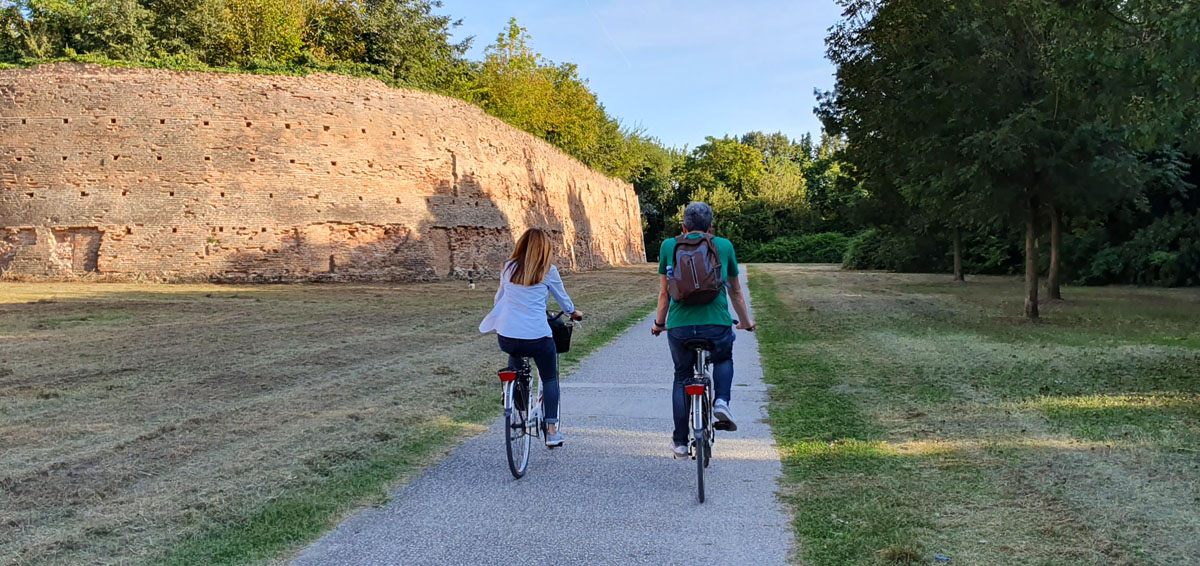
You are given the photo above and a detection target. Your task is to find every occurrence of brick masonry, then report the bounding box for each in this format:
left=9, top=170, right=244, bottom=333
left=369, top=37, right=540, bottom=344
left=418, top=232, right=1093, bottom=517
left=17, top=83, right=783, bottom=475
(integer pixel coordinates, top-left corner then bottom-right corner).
left=0, top=64, right=644, bottom=281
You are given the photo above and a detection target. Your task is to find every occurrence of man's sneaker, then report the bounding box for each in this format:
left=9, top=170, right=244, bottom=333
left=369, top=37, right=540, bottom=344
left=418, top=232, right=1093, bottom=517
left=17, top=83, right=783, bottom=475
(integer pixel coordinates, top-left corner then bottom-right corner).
left=713, top=400, right=738, bottom=432
left=545, top=429, right=564, bottom=448
left=671, top=441, right=688, bottom=459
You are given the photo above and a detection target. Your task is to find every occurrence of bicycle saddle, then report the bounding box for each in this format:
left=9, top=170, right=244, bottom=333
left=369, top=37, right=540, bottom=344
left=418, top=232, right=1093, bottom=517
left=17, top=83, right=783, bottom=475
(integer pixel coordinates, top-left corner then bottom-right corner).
left=682, top=338, right=715, bottom=351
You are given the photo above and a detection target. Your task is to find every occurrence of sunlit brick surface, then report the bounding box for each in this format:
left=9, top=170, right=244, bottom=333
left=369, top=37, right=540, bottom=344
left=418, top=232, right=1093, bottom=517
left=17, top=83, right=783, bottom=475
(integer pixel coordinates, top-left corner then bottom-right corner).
left=0, top=64, right=644, bottom=281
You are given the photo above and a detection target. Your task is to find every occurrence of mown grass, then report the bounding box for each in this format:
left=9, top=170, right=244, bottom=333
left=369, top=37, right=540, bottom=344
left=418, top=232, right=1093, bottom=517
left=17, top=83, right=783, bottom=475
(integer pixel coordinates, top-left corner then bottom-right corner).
left=751, top=265, right=1200, bottom=566
left=0, top=267, right=657, bottom=566
left=157, top=282, right=656, bottom=566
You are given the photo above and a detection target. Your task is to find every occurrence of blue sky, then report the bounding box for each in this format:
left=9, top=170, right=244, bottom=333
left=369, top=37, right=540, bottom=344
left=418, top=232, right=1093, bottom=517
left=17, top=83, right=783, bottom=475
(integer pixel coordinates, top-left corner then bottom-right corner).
left=437, top=0, right=844, bottom=150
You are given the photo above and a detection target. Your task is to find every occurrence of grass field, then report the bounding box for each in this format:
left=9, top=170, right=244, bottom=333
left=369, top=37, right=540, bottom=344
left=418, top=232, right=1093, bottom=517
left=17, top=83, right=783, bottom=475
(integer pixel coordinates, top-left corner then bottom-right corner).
left=0, top=267, right=657, bottom=566
left=749, top=265, right=1199, bottom=566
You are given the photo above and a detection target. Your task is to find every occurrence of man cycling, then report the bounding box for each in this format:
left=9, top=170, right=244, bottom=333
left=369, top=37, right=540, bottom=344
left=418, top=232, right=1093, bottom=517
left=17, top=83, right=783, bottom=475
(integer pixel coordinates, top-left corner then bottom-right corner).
left=651, top=202, right=755, bottom=458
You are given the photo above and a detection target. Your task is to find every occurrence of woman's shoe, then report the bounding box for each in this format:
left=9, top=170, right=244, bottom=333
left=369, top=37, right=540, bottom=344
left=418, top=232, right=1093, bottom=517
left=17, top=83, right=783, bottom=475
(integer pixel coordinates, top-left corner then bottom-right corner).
left=545, top=430, right=564, bottom=448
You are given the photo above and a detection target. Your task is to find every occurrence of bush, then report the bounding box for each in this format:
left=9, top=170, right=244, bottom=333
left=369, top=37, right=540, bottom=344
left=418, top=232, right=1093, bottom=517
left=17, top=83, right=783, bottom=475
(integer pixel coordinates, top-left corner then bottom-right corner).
left=749, top=233, right=850, bottom=263
left=842, top=229, right=884, bottom=269
left=842, top=229, right=951, bottom=272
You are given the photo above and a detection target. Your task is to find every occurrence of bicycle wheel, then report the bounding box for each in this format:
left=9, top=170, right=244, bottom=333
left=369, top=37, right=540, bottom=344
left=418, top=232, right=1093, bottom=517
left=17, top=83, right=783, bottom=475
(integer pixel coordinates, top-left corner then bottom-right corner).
left=703, top=396, right=713, bottom=469
left=695, top=430, right=706, bottom=503
left=505, top=378, right=532, bottom=478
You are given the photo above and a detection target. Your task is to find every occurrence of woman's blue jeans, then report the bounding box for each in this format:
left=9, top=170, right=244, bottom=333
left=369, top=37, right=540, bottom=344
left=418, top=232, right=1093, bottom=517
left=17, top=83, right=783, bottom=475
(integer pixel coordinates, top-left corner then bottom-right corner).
left=498, top=335, right=559, bottom=423
left=667, top=325, right=734, bottom=444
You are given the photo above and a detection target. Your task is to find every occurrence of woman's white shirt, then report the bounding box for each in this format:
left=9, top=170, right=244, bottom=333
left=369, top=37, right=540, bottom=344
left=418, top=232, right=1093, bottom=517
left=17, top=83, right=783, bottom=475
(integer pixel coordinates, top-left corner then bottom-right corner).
left=478, top=262, right=576, bottom=339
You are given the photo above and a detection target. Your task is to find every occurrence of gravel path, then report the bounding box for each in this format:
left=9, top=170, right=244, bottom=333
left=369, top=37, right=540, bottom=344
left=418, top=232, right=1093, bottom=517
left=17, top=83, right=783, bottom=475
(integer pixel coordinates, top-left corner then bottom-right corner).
left=292, top=273, right=794, bottom=565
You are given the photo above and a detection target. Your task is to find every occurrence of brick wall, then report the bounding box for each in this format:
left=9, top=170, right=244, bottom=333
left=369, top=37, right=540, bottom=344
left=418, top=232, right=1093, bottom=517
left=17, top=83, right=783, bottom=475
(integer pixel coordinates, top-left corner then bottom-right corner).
left=0, top=64, right=645, bottom=281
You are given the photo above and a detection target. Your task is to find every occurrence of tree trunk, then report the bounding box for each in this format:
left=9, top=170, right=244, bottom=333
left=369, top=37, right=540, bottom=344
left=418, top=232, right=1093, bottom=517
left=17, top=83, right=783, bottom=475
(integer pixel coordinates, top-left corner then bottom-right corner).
left=1048, top=205, right=1063, bottom=301
left=1024, top=197, right=1040, bottom=320
left=952, top=227, right=964, bottom=282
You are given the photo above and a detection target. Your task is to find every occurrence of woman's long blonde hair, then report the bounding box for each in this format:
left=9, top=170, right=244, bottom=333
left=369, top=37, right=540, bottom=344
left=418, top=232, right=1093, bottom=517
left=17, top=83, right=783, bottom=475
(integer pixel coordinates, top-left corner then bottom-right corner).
left=508, top=228, right=553, bottom=286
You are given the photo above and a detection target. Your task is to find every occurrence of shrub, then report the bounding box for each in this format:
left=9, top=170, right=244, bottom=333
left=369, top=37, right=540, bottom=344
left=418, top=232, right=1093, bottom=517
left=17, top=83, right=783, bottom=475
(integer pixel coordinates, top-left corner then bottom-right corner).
left=842, top=229, right=951, bottom=272
left=842, top=229, right=884, bottom=269
left=1079, top=212, right=1200, bottom=287
left=750, top=232, right=850, bottom=263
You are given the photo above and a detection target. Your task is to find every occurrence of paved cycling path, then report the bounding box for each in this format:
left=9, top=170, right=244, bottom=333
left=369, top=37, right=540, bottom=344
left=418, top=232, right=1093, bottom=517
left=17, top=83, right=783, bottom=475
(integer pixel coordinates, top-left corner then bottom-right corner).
left=293, top=272, right=794, bottom=565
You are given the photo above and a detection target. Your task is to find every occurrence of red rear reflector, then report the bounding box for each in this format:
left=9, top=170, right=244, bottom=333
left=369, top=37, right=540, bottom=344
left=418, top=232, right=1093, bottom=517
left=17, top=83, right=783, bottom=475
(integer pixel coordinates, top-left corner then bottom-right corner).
left=685, top=385, right=706, bottom=395
left=498, top=371, right=516, bottom=382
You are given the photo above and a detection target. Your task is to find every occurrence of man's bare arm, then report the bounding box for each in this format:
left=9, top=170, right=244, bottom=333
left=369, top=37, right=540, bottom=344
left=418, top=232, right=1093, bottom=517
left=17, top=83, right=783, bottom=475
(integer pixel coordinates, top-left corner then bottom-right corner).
left=727, top=275, right=755, bottom=331
left=652, top=275, right=670, bottom=336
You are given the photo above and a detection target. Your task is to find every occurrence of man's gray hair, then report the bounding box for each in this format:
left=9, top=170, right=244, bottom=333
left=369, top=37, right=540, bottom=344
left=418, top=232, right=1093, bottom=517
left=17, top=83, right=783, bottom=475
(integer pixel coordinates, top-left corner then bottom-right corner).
left=682, top=201, right=714, bottom=232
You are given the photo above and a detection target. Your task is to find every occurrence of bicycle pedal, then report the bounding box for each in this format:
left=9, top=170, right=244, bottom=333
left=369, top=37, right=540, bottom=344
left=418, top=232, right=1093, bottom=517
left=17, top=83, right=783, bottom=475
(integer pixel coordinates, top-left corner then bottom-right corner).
left=713, top=421, right=733, bottom=431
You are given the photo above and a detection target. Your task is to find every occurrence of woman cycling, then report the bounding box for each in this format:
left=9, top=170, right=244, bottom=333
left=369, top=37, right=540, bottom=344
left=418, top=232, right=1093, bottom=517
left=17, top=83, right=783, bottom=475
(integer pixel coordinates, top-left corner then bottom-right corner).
left=479, top=228, right=583, bottom=447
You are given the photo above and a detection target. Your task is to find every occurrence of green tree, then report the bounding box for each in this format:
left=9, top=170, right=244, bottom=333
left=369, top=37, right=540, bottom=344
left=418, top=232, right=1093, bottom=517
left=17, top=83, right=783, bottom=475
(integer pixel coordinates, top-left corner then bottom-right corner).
left=221, top=0, right=305, bottom=64
left=821, top=0, right=1164, bottom=318
left=359, top=0, right=470, bottom=90
left=1, top=0, right=154, bottom=60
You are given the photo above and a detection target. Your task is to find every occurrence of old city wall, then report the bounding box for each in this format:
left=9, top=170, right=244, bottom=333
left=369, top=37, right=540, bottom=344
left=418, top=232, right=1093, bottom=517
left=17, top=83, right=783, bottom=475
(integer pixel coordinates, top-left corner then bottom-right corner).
left=0, top=64, right=644, bottom=281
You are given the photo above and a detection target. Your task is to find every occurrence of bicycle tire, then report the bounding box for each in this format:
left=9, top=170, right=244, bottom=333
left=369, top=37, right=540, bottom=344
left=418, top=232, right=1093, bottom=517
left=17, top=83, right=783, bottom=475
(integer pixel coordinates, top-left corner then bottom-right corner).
left=505, top=378, right=533, bottom=478
left=695, top=430, right=706, bottom=503
left=703, top=397, right=713, bottom=469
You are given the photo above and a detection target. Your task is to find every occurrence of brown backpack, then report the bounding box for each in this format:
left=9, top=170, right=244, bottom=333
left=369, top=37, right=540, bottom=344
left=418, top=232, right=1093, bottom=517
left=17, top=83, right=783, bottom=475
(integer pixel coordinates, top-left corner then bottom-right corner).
left=667, top=234, right=724, bottom=305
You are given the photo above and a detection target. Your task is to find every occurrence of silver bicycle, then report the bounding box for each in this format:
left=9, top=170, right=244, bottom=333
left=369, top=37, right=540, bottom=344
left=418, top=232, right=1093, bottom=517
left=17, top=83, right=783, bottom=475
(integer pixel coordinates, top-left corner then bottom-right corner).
left=497, top=312, right=580, bottom=479
left=498, top=357, right=546, bottom=479
left=682, top=337, right=717, bottom=503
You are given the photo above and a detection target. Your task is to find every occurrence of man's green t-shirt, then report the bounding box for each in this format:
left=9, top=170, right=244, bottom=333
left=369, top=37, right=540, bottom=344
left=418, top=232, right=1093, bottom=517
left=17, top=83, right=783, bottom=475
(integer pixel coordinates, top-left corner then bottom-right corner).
left=658, top=233, right=739, bottom=329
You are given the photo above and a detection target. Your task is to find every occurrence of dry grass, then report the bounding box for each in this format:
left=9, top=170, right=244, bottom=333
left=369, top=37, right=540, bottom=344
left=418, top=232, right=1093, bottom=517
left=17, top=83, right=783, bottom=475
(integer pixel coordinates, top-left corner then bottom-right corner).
left=0, top=266, right=657, bottom=566
left=751, top=264, right=1200, bottom=566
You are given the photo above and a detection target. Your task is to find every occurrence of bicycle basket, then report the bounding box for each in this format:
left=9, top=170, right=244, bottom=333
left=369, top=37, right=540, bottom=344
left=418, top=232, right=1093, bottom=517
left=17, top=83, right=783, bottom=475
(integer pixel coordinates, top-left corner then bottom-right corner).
left=547, top=311, right=573, bottom=353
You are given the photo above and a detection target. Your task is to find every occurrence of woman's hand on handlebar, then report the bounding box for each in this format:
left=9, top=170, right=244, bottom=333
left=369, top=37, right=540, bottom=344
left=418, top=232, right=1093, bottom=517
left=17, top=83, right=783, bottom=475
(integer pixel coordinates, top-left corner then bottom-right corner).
left=570, top=310, right=584, bottom=321
left=736, top=319, right=756, bottom=332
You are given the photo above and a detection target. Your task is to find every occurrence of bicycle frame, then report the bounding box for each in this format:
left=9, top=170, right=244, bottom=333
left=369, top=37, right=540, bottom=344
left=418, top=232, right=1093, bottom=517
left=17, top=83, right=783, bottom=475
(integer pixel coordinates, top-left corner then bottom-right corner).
left=687, top=348, right=714, bottom=449
left=501, top=358, right=544, bottom=438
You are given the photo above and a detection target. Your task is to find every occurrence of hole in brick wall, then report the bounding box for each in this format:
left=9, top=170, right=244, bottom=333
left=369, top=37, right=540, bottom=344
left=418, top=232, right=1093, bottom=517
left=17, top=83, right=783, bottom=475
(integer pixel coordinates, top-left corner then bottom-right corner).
left=126, top=227, right=132, bottom=234
left=269, top=193, right=274, bottom=198
left=203, top=120, right=210, bottom=126
left=331, top=161, right=337, bottom=166
left=15, top=156, right=21, bottom=162
left=289, top=159, right=295, bottom=164
left=220, top=192, right=225, bottom=197
left=160, top=119, right=166, bottom=124
left=111, top=118, right=117, bottom=124
left=122, top=190, right=128, bottom=196
left=361, top=128, right=366, bottom=134
left=261, top=227, right=267, bottom=232
left=395, top=197, right=401, bottom=204
left=113, top=155, right=119, bottom=161
left=392, top=131, right=396, bottom=136
left=249, top=157, right=256, bottom=163
left=204, top=156, right=211, bottom=161
left=169, top=191, right=175, bottom=196
left=246, top=121, right=252, bottom=127
left=219, top=227, right=224, bottom=232
left=25, top=192, right=33, bottom=198
left=21, top=118, right=27, bottom=124
left=62, top=156, right=67, bottom=161
left=156, top=155, right=162, bottom=161
left=172, top=227, right=178, bottom=233
left=358, top=196, right=363, bottom=201
left=285, top=123, right=291, bottom=129
left=323, top=125, right=330, bottom=131
left=80, top=191, right=88, bottom=197
left=63, top=118, right=69, bottom=124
